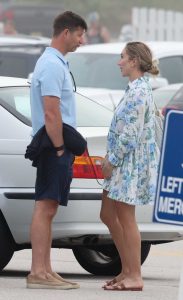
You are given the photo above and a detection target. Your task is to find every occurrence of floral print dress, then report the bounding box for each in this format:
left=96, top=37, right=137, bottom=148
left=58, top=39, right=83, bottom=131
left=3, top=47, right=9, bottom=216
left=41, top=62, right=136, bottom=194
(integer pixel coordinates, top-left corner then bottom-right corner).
left=103, top=76, right=160, bottom=205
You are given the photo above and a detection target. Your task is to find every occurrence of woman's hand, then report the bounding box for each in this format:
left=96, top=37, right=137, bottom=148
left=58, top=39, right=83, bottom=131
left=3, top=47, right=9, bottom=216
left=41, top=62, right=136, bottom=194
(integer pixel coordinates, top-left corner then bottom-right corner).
left=102, top=155, right=114, bottom=179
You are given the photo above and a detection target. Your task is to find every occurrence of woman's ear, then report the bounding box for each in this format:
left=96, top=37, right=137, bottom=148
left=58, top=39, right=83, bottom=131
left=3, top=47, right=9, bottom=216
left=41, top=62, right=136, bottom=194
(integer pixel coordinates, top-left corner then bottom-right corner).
left=132, top=57, right=139, bottom=68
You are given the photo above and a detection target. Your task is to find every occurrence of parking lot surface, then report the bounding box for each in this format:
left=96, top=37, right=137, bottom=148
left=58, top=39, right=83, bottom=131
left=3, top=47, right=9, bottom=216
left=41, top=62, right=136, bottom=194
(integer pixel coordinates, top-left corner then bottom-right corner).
left=0, top=240, right=183, bottom=300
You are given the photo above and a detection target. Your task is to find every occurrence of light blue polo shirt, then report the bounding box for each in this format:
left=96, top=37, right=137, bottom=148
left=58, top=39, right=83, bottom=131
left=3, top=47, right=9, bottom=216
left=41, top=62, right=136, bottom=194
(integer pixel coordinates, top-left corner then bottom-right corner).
left=30, top=47, right=76, bottom=135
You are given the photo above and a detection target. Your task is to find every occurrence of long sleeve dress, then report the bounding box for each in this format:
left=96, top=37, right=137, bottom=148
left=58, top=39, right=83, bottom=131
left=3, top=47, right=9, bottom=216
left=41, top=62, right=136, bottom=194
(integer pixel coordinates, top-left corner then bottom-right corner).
left=103, top=76, right=160, bottom=205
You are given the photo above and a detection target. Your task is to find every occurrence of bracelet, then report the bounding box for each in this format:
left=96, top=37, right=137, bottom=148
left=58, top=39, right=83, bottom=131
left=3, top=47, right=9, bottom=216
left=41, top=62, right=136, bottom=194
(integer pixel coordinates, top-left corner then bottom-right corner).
left=54, top=144, right=64, bottom=151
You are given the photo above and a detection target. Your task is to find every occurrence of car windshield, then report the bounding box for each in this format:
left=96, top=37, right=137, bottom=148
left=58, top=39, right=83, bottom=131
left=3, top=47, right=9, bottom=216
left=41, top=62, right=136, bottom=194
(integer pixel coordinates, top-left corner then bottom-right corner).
left=67, top=53, right=129, bottom=90
left=0, top=46, right=45, bottom=78
left=0, top=87, right=113, bottom=127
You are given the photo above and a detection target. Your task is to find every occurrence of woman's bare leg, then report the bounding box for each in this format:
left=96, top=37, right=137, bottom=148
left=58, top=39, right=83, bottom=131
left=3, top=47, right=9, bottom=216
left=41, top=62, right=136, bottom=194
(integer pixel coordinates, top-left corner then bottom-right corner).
left=100, top=190, right=129, bottom=286
left=108, top=201, right=143, bottom=290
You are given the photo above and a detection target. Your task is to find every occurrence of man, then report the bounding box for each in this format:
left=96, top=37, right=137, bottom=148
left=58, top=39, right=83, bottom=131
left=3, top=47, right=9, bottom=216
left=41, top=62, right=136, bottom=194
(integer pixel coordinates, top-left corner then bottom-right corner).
left=85, top=11, right=110, bottom=44
left=27, top=11, right=87, bottom=289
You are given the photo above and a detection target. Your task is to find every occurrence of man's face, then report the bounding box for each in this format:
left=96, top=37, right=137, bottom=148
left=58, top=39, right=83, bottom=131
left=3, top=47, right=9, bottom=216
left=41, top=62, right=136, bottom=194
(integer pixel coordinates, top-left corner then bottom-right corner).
left=66, top=27, right=86, bottom=52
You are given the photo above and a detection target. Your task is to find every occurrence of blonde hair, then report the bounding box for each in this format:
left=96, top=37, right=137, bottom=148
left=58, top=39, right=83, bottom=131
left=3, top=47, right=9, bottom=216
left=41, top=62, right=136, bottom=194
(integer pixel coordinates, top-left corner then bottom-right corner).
left=125, top=41, right=159, bottom=76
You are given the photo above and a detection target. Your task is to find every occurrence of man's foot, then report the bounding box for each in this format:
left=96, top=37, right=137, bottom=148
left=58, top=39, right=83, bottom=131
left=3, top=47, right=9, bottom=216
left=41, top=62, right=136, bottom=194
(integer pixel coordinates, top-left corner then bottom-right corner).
left=26, top=273, right=78, bottom=289
left=50, top=272, right=80, bottom=289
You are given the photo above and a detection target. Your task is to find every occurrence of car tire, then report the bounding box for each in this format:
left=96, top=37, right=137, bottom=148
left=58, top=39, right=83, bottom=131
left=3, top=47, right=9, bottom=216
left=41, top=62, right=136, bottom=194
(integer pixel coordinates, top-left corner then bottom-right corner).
left=0, top=211, right=15, bottom=270
left=73, top=242, right=151, bottom=276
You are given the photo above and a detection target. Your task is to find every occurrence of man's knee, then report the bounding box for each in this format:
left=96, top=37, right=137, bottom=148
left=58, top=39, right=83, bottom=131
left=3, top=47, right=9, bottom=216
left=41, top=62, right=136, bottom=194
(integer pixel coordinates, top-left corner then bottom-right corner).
left=35, top=200, right=58, bottom=219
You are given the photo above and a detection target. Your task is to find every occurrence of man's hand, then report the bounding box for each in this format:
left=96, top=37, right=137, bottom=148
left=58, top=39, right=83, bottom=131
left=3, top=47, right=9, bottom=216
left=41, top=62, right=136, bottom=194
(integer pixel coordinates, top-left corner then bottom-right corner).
left=101, top=155, right=114, bottom=179
left=56, top=150, right=64, bottom=157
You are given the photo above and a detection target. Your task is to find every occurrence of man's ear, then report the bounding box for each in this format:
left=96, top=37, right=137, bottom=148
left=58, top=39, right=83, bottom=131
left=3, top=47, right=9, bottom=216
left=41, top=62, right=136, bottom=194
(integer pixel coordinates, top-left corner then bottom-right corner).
left=63, top=28, right=70, bottom=37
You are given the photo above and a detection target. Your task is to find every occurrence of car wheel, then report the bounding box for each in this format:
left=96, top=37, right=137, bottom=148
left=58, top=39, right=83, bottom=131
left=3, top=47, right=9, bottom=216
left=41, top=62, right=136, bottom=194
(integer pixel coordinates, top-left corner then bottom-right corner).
left=0, top=211, right=15, bottom=270
left=73, top=242, right=151, bottom=276
left=141, top=242, right=151, bottom=265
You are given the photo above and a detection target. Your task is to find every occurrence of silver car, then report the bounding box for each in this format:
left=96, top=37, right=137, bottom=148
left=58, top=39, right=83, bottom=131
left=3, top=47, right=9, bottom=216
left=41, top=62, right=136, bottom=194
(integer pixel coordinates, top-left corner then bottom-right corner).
left=0, top=76, right=183, bottom=276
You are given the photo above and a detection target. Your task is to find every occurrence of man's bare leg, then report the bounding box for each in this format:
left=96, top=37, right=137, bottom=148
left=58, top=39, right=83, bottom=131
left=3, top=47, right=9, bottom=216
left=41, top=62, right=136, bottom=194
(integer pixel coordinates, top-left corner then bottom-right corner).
left=27, top=199, right=79, bottom=289
left=30, top=199, right=58, bottom=277
left=45, top=221, right=79, bottom=287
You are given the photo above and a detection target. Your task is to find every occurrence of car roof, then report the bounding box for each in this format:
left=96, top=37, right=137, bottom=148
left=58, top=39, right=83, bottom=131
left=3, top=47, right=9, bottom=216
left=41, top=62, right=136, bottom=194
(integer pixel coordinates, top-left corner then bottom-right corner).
left=0, top=46, right=45, bottom=55
left=0, top=34, right=50, bottom=46
left=154, top=83, right=183, bottom=92
left=0, top=76, right=29, bottom=87
left=77, top=41, right=183, bottom=58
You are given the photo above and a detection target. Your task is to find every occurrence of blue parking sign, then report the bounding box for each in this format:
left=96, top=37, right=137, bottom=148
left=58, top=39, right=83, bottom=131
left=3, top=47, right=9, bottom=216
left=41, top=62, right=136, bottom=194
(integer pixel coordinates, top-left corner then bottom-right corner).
left=153, top=110, right=183, bottom=225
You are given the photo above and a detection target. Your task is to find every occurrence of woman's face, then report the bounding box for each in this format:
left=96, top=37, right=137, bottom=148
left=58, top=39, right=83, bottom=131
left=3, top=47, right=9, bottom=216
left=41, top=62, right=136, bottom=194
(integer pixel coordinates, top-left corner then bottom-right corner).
left=118, top=48, right=136, bottom=77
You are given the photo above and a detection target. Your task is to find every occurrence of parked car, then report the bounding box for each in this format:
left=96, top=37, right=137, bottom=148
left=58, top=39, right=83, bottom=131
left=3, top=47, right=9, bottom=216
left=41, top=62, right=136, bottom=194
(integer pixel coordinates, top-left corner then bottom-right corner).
left=153, top=83, right=183, bottom=113
left=1, top=38, right=183, bottom=108
left=1, top=76, right=183, bottom=276
left=67, top=41, right=183, bottom=110
left=0, top=35, right=50, bottom=78
left=162, top=83, right=183, bottom=115
left=0, top=34, right=50, bottom=45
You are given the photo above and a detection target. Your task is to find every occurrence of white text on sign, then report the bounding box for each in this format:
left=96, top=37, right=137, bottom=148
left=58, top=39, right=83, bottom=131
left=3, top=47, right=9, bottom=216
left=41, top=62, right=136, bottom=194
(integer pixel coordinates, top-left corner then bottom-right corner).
left=158, top=176, right=183, bottom=215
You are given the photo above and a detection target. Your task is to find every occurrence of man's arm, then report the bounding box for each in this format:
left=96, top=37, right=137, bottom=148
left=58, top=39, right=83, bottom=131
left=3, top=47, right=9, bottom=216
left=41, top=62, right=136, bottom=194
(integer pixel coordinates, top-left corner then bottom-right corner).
left=43, top=95, right=64, bottom=156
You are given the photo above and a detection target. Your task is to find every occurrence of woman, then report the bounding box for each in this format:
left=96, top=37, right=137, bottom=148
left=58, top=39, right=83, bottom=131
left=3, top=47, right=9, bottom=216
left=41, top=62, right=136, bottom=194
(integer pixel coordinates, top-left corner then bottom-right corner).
left=100, top=41, right=159, bottom=291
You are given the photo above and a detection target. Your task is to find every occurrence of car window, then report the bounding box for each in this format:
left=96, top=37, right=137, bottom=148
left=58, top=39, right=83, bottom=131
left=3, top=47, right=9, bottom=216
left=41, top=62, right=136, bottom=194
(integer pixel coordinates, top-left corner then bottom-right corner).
left=67, top=53, right=128, bottom=90
left=153, top=89, right=178, bottom=109
left=0, top=87, right=112, bottom=127
left=0, top=46, right=45, bottom=78
left=0, top=87, right=31, bottom=125
left=76, top=93, right=112, bottom=126
left=0, top=54, right=28, bottom=78
left=158, top=56, right=183, bottom=84
left=168, top=86, right=183, bottom=109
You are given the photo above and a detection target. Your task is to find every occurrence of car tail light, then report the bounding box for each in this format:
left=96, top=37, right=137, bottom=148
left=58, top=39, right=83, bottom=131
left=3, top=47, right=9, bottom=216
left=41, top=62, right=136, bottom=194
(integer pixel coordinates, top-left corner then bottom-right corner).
left=73, top=150, right=104, bottom=179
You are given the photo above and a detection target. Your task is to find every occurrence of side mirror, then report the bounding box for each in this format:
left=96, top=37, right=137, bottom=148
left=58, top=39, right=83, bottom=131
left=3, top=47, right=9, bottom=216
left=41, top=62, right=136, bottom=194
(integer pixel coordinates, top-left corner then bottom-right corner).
left=149, top=76, right=169, bottom=90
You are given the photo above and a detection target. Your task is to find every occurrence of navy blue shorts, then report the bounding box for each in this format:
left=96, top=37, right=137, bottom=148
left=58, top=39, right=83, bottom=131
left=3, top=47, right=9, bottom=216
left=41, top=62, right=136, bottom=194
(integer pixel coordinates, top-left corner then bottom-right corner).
left=35, top=148, right=74, bottom=206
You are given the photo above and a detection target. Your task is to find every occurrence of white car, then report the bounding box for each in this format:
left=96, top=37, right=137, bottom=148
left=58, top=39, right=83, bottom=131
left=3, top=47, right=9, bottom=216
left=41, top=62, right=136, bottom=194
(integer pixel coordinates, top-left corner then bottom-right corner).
left=0, top=34, right=50, bottom=45
left=67, top=41, right=183, bottom=109
left=0, top=76, right=183, bottom=276
left=153, top=83, right=183, bottom=113
left=0, top=34, right=50, bottom=79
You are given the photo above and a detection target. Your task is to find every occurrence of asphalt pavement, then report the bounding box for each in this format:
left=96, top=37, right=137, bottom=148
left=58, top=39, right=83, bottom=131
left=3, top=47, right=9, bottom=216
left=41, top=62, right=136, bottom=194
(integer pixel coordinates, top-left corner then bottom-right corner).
left=0, top=240, right=183, bottom=300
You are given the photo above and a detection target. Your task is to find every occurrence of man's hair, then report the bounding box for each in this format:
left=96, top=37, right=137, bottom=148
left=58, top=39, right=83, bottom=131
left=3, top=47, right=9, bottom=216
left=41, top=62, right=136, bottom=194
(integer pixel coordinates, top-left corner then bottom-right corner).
left=53, top=11, right=87, bottom=36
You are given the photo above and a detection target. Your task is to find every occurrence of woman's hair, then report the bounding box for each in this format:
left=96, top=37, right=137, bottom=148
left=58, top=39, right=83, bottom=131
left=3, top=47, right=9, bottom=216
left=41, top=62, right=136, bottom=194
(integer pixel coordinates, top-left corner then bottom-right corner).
left=125, top=41, right=159, bottom=76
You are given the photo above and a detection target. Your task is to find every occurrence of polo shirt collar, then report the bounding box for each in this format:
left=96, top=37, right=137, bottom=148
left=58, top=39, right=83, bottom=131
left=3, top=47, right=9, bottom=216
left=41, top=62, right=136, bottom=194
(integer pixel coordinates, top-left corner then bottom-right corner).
left=46, top=47, right=68, bottom=65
